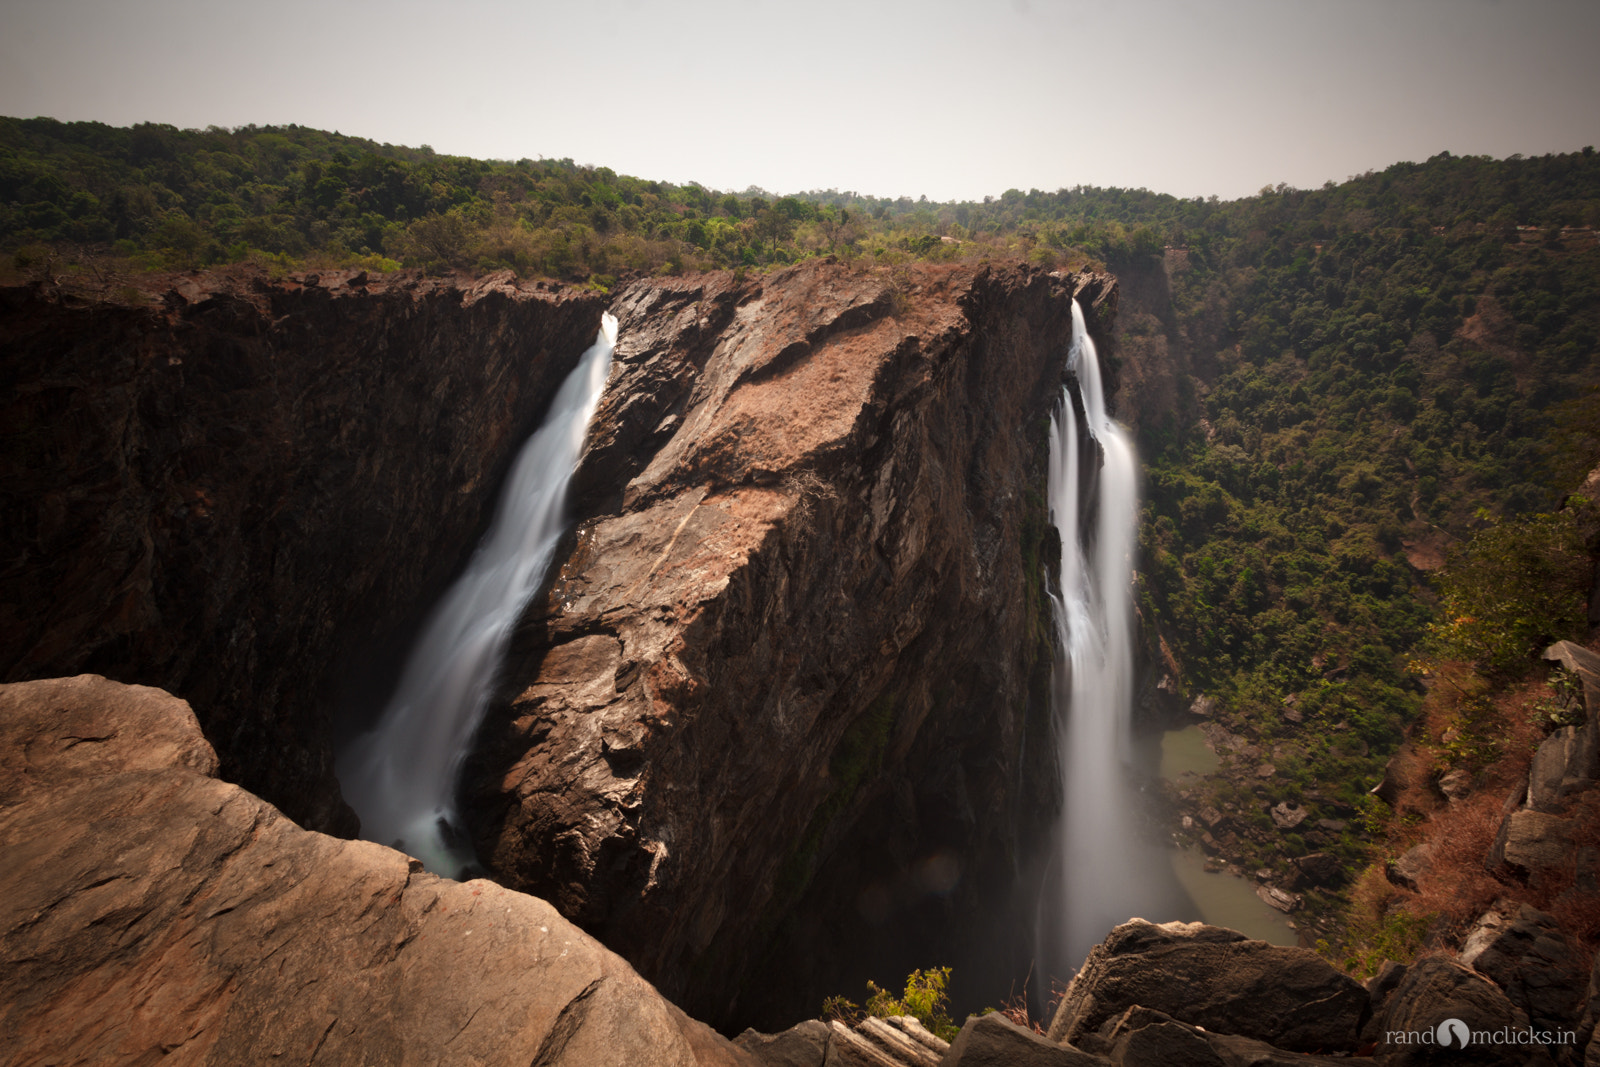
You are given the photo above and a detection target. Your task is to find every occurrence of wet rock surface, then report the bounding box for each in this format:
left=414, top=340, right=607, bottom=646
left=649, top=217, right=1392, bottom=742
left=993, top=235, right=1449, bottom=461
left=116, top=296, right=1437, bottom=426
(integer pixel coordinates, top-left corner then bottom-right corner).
left=0, top=269, right=607, bottom=835
left=464, top=260, right=1116, bottom=1026
left=0, top=674, right=749, bottom=1067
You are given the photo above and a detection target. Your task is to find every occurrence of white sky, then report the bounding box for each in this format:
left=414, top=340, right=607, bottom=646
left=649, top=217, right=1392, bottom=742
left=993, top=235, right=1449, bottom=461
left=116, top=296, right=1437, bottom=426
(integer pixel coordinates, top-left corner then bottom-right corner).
left=2, top=0, right=1596, bottom=202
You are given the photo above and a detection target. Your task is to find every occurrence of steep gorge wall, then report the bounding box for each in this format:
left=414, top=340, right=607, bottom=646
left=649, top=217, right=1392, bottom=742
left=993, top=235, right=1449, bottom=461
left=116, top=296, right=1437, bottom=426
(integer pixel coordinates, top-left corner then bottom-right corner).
left=0, top=271, right=606, bottom=833
left=464, top=260, right=1117, bottom=1027
left=1, top=260, right=1117, bottom=1033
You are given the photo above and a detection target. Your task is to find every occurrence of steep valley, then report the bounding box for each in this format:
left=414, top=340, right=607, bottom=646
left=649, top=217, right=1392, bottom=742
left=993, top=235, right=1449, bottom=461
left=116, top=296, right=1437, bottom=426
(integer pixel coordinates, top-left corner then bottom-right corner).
left=1, top=259, right=1118, bottom=1036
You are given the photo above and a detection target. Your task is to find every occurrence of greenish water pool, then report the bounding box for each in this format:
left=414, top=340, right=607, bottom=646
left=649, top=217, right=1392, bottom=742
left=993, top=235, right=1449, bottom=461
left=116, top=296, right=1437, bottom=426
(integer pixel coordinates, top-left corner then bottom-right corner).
left=1160, top=724, right=1220, bottom=779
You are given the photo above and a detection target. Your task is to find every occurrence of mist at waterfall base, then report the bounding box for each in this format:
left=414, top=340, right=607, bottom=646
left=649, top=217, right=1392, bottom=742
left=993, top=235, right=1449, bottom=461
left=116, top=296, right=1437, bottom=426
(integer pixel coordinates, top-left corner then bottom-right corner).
left=337, top=313, right=617, bottom=878
left=1034, top=300, right=1188, bottom=993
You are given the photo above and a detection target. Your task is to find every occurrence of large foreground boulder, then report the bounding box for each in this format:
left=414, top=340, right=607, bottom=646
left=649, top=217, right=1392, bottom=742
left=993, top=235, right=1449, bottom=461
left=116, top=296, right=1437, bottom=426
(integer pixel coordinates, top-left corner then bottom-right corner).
left=0, top=675, right=750, bottom=1066
left=1373, top=957, right=1556, bottom=1066
left=1045, top=920, right=1368, bottom=1053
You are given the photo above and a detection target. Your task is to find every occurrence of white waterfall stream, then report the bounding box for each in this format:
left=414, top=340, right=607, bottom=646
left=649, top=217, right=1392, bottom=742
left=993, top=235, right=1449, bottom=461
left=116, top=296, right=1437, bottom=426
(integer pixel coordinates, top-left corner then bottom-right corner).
left=338, top=312, right=617, bottom=877
left=1039, top=299, right=1174, bottom=981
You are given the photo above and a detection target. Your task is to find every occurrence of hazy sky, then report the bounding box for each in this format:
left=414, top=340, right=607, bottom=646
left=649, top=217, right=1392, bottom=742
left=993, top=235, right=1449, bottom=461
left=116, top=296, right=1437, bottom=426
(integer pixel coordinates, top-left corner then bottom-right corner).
left=2, top=0, right=1597, bottom=202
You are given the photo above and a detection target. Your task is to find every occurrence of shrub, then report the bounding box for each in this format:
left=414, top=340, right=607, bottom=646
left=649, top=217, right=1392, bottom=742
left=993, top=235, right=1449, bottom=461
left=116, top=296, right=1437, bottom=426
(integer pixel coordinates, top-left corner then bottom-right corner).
left=823, top=966, right=959, bottom=1042
left=1423, top=508, right=1590, bottom=677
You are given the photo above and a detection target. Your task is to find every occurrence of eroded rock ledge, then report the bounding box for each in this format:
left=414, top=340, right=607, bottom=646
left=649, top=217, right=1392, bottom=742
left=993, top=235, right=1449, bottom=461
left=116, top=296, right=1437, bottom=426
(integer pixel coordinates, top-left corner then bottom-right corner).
left=0, top=674, right=749, bottom=1066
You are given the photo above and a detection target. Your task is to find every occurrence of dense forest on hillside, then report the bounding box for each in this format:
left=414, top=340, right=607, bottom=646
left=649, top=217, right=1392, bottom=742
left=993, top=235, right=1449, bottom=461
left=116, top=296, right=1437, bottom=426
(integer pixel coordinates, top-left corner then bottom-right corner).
left=7, top=114, right=1600, bottom=951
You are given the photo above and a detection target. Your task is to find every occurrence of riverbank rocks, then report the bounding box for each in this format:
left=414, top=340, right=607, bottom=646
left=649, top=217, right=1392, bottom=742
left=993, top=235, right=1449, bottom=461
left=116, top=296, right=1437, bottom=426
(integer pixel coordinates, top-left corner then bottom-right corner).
left=1045, top=919, right=1368, bottom=1053
left=0, top=675, right=750, bottom=1066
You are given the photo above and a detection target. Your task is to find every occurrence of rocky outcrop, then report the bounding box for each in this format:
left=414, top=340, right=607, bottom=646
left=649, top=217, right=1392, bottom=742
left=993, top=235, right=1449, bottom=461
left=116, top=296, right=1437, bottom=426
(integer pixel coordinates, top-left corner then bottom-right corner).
left=737, top=1014, right=952, bottom=1067
left=0, top=673, right=750, bottom=1066
left=1374, top=957, right=1554, bottom=1067
left=734, top=908, right=1594, bottom=1067
left=463, top=260, right=1115, bottom=1026
left=0, top=270, right=607, bottom=834
left=1044, top=919, right=1368, bottom=1053
left=1459, top=901, right=1588, bottom=1042
left=2, top=258, right=1116, bottom=1029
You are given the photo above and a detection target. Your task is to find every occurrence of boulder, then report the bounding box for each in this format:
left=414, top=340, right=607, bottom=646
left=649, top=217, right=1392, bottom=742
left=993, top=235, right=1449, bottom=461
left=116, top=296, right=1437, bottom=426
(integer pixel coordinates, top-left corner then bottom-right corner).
left=1543, top=643, right=1600, bottom=783
left=0, top=676, right=750, bottom=1067
left=1458, top=902, right=1587, bottom=1040
left=736, top=1020, right=832, bottom=1067
left=943, top=1013, right=1108, bottom=1066
left=1374, top=956, right=1553, bottom=1066
left=1386, top=843, right=1435, bottom=892
left=1294, top=852, right=1343, bottom=886
left=1111, top=1019, right=1226, bottom=1067
left=1270, top=802, right=1308, bottom=830
left=1256, top=885, right=1302, bottom=913
left=1439, top=768, right=1473, bottom=801
left=1203, top=1032, right=1354, bottom=1066
left=1372, top=750, right=1410, bottom=806
left=1486, top=810, right=1575, bottom=883
left=1529, top=728, right=1590, bottom=812
left=1044, top=920, right=1367, bottom=1053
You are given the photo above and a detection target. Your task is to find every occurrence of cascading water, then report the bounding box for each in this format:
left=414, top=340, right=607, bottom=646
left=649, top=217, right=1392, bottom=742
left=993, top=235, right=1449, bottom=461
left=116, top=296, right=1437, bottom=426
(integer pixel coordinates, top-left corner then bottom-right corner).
left=338, top=312, right=617, bottom=877
left=1037, top=299, right=1176, bottom=983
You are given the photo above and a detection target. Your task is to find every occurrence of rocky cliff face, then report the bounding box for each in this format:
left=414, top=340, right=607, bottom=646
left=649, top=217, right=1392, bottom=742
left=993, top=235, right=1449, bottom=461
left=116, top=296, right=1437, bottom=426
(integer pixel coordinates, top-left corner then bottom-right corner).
left=0, top=271, right=607, bottom=834
left=1, top=259, right=1116, bottom=1032
left=464, top=260, right=1116, bottom=1027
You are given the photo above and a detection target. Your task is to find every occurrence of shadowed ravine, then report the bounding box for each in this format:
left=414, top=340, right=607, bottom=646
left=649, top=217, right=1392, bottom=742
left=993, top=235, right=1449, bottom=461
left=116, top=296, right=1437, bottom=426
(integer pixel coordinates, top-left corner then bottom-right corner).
left=337, top=313, right=618, bottom=877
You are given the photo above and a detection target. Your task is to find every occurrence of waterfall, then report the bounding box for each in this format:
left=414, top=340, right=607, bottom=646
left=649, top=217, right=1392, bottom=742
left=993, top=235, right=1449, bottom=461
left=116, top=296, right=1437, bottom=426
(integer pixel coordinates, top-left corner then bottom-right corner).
left=338, top=312, right=617, bottom=877
left=1038, top=299, right=1166, bottom=982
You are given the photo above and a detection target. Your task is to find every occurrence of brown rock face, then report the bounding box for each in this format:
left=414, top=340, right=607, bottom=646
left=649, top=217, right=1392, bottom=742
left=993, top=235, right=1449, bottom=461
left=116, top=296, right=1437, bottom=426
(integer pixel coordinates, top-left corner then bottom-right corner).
left=464, top=260, right=1116, bottom=1026
left=0, top=271, right=607, bottom=834
left=0, top=674, right=751, bottom=1066
left=3, top=259, right=1116, bottom=1031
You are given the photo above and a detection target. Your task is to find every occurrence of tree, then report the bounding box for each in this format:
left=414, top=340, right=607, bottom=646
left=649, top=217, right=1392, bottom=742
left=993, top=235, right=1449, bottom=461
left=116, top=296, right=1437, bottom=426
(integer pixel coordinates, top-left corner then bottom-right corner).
left=753, top=208, right=792, bottom=254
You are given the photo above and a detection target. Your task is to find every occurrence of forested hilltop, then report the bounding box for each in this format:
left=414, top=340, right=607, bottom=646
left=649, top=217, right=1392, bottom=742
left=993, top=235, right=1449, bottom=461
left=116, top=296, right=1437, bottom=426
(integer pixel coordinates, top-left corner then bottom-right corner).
left=7, top=115, right=1600, bottom=956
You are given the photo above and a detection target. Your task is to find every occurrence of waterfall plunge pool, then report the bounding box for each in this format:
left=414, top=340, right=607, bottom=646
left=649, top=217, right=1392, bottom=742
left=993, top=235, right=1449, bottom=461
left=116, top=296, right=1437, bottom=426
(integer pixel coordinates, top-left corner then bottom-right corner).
left=1158, top=725, right=1295, bottom=946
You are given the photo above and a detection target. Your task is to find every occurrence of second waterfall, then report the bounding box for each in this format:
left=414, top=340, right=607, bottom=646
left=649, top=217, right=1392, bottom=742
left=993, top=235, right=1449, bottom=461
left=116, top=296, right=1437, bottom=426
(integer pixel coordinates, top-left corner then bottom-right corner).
left=1038, top=299, right=1176, bottom=982
left=338, top=312, right=617, bottom=878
